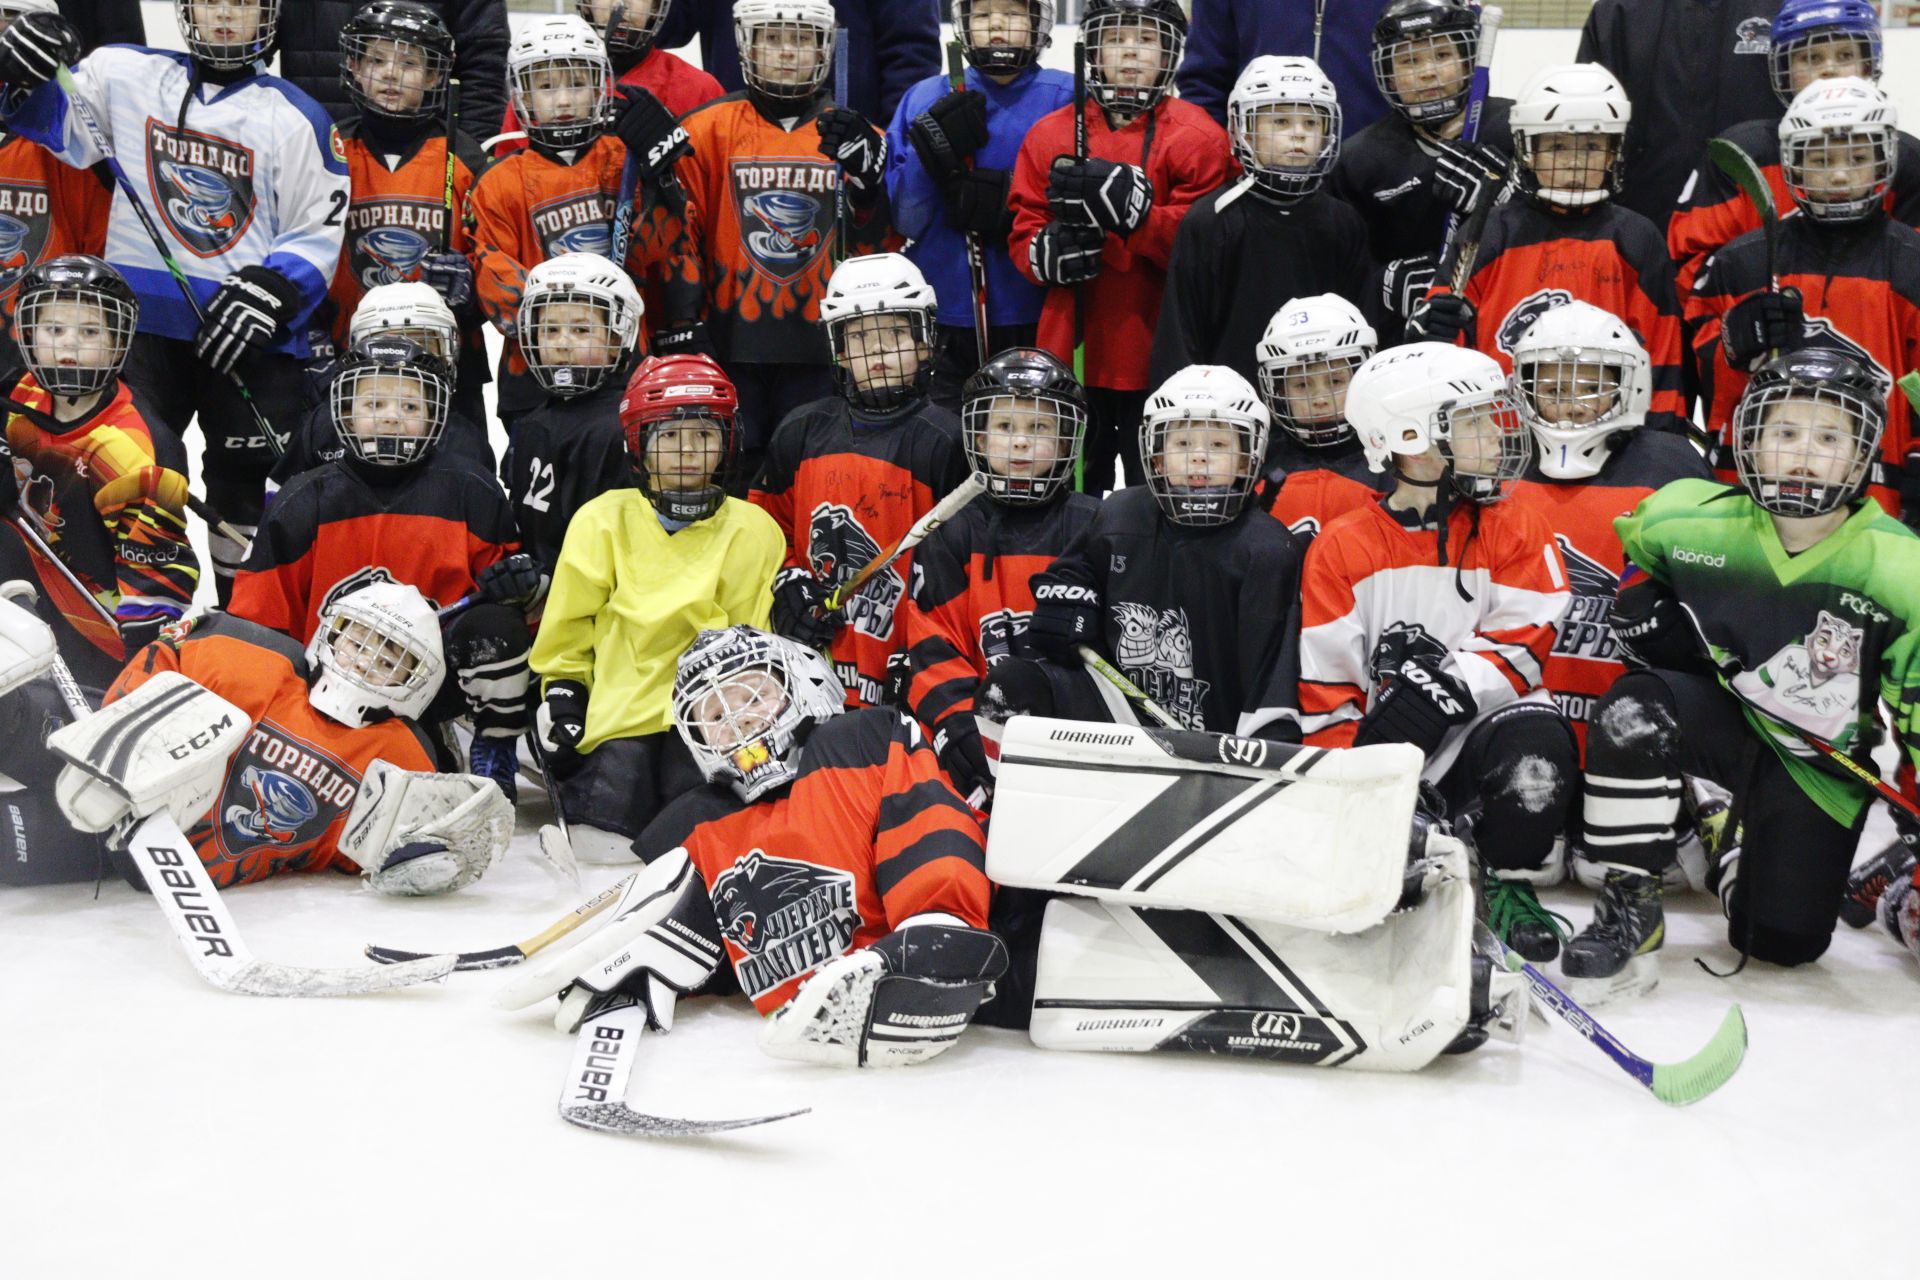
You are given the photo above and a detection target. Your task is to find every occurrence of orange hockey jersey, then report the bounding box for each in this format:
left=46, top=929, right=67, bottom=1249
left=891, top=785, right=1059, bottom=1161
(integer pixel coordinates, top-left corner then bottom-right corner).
left=0, top=131, right=110, bottom=311
left=1256, top=438, right=1390, bottom=547
left=329, top=122, right=487, bottom=337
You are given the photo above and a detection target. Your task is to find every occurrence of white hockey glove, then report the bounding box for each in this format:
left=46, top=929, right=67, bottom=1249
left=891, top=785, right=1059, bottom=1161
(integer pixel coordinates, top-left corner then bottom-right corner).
left=339, top=759, right=513, bottom=896
left=0, top=582, right=55, bottom=698
left=50, top=672, right=248, bottom=835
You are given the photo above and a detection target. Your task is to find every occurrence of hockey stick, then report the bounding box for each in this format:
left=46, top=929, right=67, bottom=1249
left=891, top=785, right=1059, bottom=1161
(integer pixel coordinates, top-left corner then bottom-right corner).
left=822, top=471, right=989, bottom=613
left=53, top=67, right=289, bottom=460
left=440, top=76, right=461, bottom=254
left=832, top=26, right=850, bottom=266
left=1708, top=137, right=1779, bottom=294
left=1437, top=5, right=1502, bottom=263
left=367, top=868, right=637, bottom=969
left=948, top=40, right=992, bottom=368
left=602, top=3, right=644, bottom=268
left=1312, top=0, right=1327, bottom=64
left=1439, top=151, right=1513, bottom=298
left=1071, top=39, right=1088, bottom=492
left=7, top=512, right=119, bottom=633
left=1076, top=643, right=1183, bottom=729
left=526, top=728, right=581, bottom=885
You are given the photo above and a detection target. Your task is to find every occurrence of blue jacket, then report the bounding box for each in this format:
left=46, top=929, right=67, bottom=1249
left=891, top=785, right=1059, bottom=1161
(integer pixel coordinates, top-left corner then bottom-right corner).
left=1175, top=0, right=1389, bottom=138
left=885, top=63, right=1075, bottom=329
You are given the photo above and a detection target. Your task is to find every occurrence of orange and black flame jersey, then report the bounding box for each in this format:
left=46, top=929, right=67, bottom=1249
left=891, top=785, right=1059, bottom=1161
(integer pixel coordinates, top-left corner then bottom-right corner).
left=229, top=453, right=517, bottom=644
left=673, top=92, right=891, bottom=368
left=636, top=706, right=989, bottom=1014
left=1255, top=434, right=1390, bottom=548
left=750, top=396, right=968, bottom=707
left=904, top=492, right=1101, bottom=744
left=1687, top=214, right=1920, bottom=517
left=1035, top=485, right=1304, bottom=739
left=1441, top=200, right=1689, bottom=433
left=107, top=614, right=443, bottom=888
left=505, top=379, right=630, bottom=574
left=494, top=45, right=724, bottom=157
left=0, top=131, right=111, bottom=315
left=1667, top=121, right=1920, bottom=303
left=1330, top=100, right=1516, bottom=271
left=1, top=377, right=195, bottom=683
left=1506, top=431, right=1714, bottom=758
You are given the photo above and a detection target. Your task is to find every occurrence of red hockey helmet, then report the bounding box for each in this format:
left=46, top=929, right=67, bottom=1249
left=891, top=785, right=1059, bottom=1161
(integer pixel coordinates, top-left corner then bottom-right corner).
left=619, top=354, right=740, bottom=523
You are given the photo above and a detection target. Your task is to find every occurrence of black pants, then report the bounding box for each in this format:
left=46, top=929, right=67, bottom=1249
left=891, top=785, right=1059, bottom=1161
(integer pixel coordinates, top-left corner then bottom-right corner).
left=1085, top=386, right=1148, bottom=493
left=0, top=679, right=107, bottom=886
left=929, top=321, right=1038, bottom=416
left=556, top=730, right=706, bottom=843
left=731, top=361, right=835, bottom=479
left=1437, top=702, right=1580, bottom=879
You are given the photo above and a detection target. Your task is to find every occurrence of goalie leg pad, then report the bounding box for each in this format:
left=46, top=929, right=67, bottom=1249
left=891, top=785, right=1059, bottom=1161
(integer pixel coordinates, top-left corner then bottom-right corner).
left=0, top=583, right=55, bottom=699
left=50, top=672, right=249, bottom=834
left=341, top=759, right=513, bottom=896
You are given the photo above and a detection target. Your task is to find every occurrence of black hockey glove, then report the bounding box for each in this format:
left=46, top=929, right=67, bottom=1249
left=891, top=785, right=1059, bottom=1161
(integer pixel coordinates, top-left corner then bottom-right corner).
left=1028, top=221, right=1105, bottom=287
left=816, top=108, right=887, bottom=208
left=1352, top=658, right=1476, bottom=757
left=934, top=719, right=993, bottom=804
left=536, top=679, right=589, bottom=780
left=419, top=252, right=473, bottom=310
left=1613, top=573, right=1711, bottom=672
left=1382, top=254, right=1438, bottom=320
left=652, top=319, right=717, bottom=361
left=771, top=568, right=842, bottom=651
left=478, top=553, right=546, bottom=610
left=0, top=10, right=80, bottom=90
left=943, top=166, right=1015, bottom=240
left=1429, top=137, right=1506, bottom=220
left=195, top=265, right=303, bottom=375
left=1047, top=155, right=1152, bottom=236
left=612, top=84, right=692, bottom=184
left=1406, top=290, right=1474, bottom=345
left=1027, top=579, right=1101, bottom=662
left=907, top=88, right=990, bottom=183
left=1721, top=286, right=1805, bottom=371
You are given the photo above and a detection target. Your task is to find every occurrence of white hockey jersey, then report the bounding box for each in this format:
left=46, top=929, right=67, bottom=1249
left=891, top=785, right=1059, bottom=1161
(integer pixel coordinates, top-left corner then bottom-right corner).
left=5, top=46, right=348, bottom=356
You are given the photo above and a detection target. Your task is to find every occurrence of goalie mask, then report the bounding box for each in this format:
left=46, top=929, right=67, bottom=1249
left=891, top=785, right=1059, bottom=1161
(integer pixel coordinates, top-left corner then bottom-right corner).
left=176, top=0, right=281, bottom=71
left=1083, top=0, right=1187, bottom=120
left=1371, top=0, right=1479, bottom=130
left=673, top=625, right=847, bottom=802
left=1510, top=63, right=1631, bottom=210
left=578, top=0, right=672, bottom=57
left=518, top=252, right=643, bottom=398
left=1779, top=76, right=1897, bottom=225
left=509, top=15, right=612, bottom=152
left=820, top=253, right=938, bottom=417
left=953, top=0, right=1054, bottom=76
left=330, top=334, right=453, bottom=471
left=342, top=0, right=454, bottom=123
left=1732, top=348, right=1884, bottom=518
left=1228, top=56, right=1341, bottom=201
left=1770, top=0, right=1882, bottom=106
left=1348, top=343, right=1531, bottom=503
left=1140, top=365, right=1269, bottom=527
left=349, top=281, right=459, bottom=372
left=734, top=0, right=837, bottom=108
left=1509, top=301, right=1651, bottom=480
left=1256, top=293, right=1377, bottom=449
left=14, top=255, right=138, bottom=398
left=306, top=581, right=446, bottom=728
left=961, top=347, right=1087, bottom=507
left=619, top=353, right=739, bottom=524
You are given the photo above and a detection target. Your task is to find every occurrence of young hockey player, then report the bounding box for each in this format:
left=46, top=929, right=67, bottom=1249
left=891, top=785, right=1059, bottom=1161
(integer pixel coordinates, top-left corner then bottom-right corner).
left=1687, top=77, right=1920, bottom=523
left=1409, top=63, right=1689, bottom=436
left=1148, top=56, right=1369, bottom=392
left=986, top=364, right=1302, bottom=740
left=751, top=253, right=968, bottom=709
left=903, top=346, right=1100, bottom=803
left=1570, top=349, right=1920, bottom=997
left=504, top=253, right=646, bottom=574
left=1008, top=0, right=1234, bottom=489
left=501, top=624, right=1003, bottom=1071
left=530, top=354, right=784, bottom=862
left=228, top=334, right=538, bottom=797
left=0, top=0, right=350, bottom=599
left=886, top=0, right=1075, bottom=406
left=48, top=580, right=510, bottom=894
left=1250, top=294, right=1389, bottom=545
left=0, top=256, right=197, bottom=691
left=1330, top=0, right=1512, bottom=343
left=1302, top=343, right=1576, bottom=962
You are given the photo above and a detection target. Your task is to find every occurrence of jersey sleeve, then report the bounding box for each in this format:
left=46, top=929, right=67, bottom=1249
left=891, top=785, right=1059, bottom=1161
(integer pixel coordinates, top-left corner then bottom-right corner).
left=871, top=712, right=991, bottom=932
left=1615, top=219, right=1689, bottom=432
left=1104, top=114, right=1234, bottom=275
left=103, top=628, right=187, bottom=703
left=466, top=163, right=532, bottom=335
left=903, top=523, right=981, bottom=739
left=1146, top=198, right=1222, bottom=390
left=1234, top=531, right=1304, bottom=742
left=883, top=78, right=944, bottom=243
left=715, top=501, right=783, bottom=631
left=78, top=424, right=199, bottom=630
left=1297, top=531, right=1371, bottom=748
left=1666, top=144, right=1757, bottom=303
left=1006, top=114, right=1061, bottom=289
left=226, top=481, right=321, bottom=640
left=748, top=418, right=805, bottom=573
left=260, top=92, right=351, bottom=328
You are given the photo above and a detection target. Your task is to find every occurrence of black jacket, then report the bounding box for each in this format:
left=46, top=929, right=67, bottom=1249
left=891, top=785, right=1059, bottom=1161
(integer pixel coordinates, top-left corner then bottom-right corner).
left=58, top=0, right=144, bottom=51
left=277, top=0, right=510, bottom=141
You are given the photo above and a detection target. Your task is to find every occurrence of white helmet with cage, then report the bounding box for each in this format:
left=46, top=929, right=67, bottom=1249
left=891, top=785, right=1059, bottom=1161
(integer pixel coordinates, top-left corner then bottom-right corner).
left=819, top=253, right=939, bottom=415
left=1140, top=365, right=1270, bottom=526
left=1779, top=76, right=1897, bottom=224
left=174, top=0, right=280, bottom=71
left=0, top=1, right=59, bottom=18
left=1228, top=56, right=1342, bottom=200
left=672, top=625, right=846, bottom=802
left=349, top=282, right=459, bottom=371
left=305, top=581, right=446, bottom=728
left=516, top=252, right=643, bottom=398
left=1732, top=347, right=1886, bottom=517
left=1255, top=294, right=1377, bottom=448
left=508, top=15, right=612, bottom=151
left=1509, top=63, right=1631, bottom=208
left=733, top=0, right=838, bottom=105
left=1509, top=301, right=1652, bottom=480
left=1347, top=343, right=1530, bottom=502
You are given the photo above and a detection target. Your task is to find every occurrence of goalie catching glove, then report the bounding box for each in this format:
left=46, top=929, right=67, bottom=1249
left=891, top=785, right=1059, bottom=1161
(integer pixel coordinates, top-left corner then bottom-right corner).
left=338, top=758, right=512, bottom=896
left=51, top=672, right=249, bottom=836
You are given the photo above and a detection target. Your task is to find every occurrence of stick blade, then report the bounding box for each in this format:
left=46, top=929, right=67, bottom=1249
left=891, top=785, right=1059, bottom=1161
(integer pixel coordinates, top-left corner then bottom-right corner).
left=1707, top=138, right=1776, bottom=222
left=216, top=954, right=457, bottom=996
left=560, top=1101, right=810, bottom=1139
left=1649, top=1003, right=1748, bottom=1106
left=364, top=942, right=525, bottom=971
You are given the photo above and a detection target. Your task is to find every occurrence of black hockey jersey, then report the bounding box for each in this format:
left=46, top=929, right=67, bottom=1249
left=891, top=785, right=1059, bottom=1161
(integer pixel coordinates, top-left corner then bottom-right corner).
left=1330, top=99, right=1514, bottom=269
left=506, top=380, right=632, bottom=574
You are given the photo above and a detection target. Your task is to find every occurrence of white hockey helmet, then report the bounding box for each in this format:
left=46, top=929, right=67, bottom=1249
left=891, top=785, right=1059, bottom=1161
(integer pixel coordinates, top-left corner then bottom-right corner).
left=508, top=15, right=612, bottom=151
left=0, top=1, right=60, bottom=20
left=820, top=253, right=939, bottom=415
left=1140, top=364, right=1270, bottom=526
left=1509, top=301, right=1651, bottom=480
left=1347, top=343, right=1530, bottom=501
left=1509, top=63, right=1631, bottom=208
left=733, top=0, right=838, bottom=106
left=577, top=0, right=673, bottom=56
left=1255, top=293, right=1377, bottom=448
left=306, top=581, right=446, bottom=728
left=1779, top=76, right=1897, bottom=224
left=517, top=252, right=643, bottom=398
left=349, top=282, right=459, bottom=371
left=175, top=0, right=281, bottom=71
left=1228, top=56, right=1342, bottom=200
left=673, top=625, right=846, bottom=802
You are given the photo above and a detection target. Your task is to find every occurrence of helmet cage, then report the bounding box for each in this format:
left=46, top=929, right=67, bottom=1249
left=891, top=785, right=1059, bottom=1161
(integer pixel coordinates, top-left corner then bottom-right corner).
left=631, top=410, right=735, bottom=523
left=827, top=306, right=937, bottom=416
left=1258, top=349, right=1365, bottom=449
left=1436, top=389, right=1531, bottom=502
left=1142, top=409, right=1268, bottom=527
left=16, top=281, right=137, bottom=396
left=1782, top=125, right=1895, bottom=223
left=330, top=352, right=451, bottom=468
left=1372, top=27, right=1474, bottom=127
left=673, top=628, right=845, bottom=802
left=1733, top=377, right=1883, bottom=517
left=520, top=287, right=633, bottom=397
left=953, top=0, right=1054, bottom=74
left=511, top=48, right=612, bottom=151
left=735, top=9, right=836, bottom=106
left=305, top=589, right=444, bottom=727
left=175, top=0, right=281, bottom=71
left=341, top=7, right=453, bottom=122
left=1230, top=95, right=1341, bottom=199
left=577, top=0, right=672, bottom=55
left=962, top=388, right=1086, bottom=506
left=1084, top=6, right=1185, bottom=118
left=1770, top=16, right=1883, bottom=105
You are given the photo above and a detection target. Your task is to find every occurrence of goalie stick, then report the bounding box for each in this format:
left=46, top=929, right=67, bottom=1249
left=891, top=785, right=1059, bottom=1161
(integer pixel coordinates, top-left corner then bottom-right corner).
left=367, top=869, right=637, bottom=969
left=823, top=471, right=989, bottom=613
left=832, top=26, right=850, bottom=266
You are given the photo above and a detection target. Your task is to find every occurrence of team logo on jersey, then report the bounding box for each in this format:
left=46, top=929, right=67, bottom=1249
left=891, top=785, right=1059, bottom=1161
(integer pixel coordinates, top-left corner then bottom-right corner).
left=1796, top=317, right=1894, bottom=400
left=709, top=850, right=862, bottom=1000
left=347, top=197, right=447, bottom=289
left=1734, top=17, right=1771, bottom=56
left=211, top=725, right=362, bottom=877
left=0, top=179, right=51, bottom=292
left=731, top=158, right=835, bottom=283
left=1731, top=609, right=1867, bottom=746
left=530, top=190, right=613, bottom=262
left=808, top=503, right=901, bottom=641
left=1495, top=289, right=1575, bottom=356
left=1549, top=534, right=1625, bottom=665
left=979, top=608, right=1031, bottom=663
left=224, top=765, right=319, bottom=845
left=320, top=566, right=401, bottom=618
left=1368, top=620, right=1450, bottom=692
left=147, top=120, right=256, bottom=257
left=1112, top=603, right=1209, bottom=729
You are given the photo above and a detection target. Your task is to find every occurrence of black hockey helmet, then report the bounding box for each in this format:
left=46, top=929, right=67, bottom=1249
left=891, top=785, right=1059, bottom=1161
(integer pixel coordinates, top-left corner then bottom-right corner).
left=577, top=0, right=673, bottom=57
left=13, top=254, right=139, bottom=397
left=1371, top=0, right=1480, bottom=128
left=329, top=333, right=454, bottom=472
left=175, top=0, right=282, bottom=72
left=952, top=0, right=1055, bottom=76
left=1732, top=347, right=1887, bottom=517
left=1083, top=0, right=1188, bottom=118
left=961, top=347, right=1087, bottom=506
left=342, top=0, right=456, bottom=122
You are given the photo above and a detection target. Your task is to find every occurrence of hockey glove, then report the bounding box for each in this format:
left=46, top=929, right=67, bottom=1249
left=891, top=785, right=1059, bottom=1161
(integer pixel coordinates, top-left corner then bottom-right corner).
left=195, top=265, right=303, bottom=375
left=816, top=108, right=887, bottom=207
left=536, top=679, right=590, bottom=780
left=477, top=552, right=546, bottom=610
left=1429, top=137, right=1507, bottom=220
left=419, top=252, right=473, bottom=310
left=1406, top=290, right=1474, bottom=345
left=651, top=320, right=717, bottom=360
left=943, top=166, right=1015, bottom=239
left=1720, top=286, right=1805, bottom=371
left=771, top=567, right=842, bottom=651
left=612, top=84, right=692, bottom=184
left=1028, top=221, right=1105, bottom=288
left=934, top=719, right=993, bottom=803
left=1352, top=658, right=1476, bottom=757
left=0, top=10, right=80, bottom=89
left=1027, top=579, right=1101, bottom=662
left=1047, top=155, right=1152, bottom=236
left=1613, top=573, right=1710, bottom=671
left=906, top=88, right=990, bottom=183
left=1381, top=254, right=1438, bottom=320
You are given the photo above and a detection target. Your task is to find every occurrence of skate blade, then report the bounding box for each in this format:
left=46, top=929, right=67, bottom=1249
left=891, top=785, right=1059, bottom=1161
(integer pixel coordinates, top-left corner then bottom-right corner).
left=1561, top=952, right=1659, bottom=1009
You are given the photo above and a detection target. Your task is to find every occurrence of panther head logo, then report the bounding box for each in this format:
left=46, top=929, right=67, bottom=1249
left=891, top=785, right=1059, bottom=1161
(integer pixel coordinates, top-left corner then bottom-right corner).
left=709, top=851, right=851, bottom=954
left=1496, top=289, right=1575, bottom=356
left=807, top=503, right=884, bottom=588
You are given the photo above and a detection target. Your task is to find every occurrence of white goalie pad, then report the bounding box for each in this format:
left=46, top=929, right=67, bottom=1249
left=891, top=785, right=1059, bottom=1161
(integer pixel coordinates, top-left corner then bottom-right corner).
left=1030, top=852, right=1477, bottom=1073
left=50, top=672, right=249, bottom=834
left=986, top=717, right=1426, bottom=933
left=340, top=760, right=514, bottom=896
left=0, top=584, right=55, bottom=698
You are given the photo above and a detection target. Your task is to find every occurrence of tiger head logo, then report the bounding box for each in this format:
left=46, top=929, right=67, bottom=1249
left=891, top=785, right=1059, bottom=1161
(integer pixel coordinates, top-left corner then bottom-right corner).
left=1806, top=610, right=1863, bottom=686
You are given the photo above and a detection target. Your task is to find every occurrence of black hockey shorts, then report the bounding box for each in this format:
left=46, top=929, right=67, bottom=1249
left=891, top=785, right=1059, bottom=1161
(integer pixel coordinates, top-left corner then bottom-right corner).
left=1436, top=702, right=1580, bottom=879
left=556, top=730, right=706, bottom=842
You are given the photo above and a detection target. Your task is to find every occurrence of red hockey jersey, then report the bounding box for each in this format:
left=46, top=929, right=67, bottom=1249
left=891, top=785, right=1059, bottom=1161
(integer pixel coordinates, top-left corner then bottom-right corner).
left=0, top=132, right=110, bottom=311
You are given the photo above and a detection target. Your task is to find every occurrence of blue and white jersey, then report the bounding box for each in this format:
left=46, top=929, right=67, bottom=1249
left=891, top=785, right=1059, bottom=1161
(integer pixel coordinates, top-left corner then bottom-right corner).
left=6, top=45, right=349, bottom=356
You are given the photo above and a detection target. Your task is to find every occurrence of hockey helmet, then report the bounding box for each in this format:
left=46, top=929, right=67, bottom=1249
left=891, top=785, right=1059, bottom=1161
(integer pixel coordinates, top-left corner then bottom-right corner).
left=1140, top=364, right=1269, bottom=526
left=619, top=354, right=739, bottom=524
left=733, top=0, right=837, bottom=107
left=961, top=346, right=1087, bottom=506
left=673, top=625, right=846, bottom=802
left=1228, top=56, right=1342, bottom=200
left=1770, top=0, right=1882, bottom=105
left=342, top=0, right=455, bottom=123
left=1255, top=293, right=1377, bottom=448
left=1083, top=0, right=1188, bottom=119
left=508, top=15, right=612, bottom=152
left=1347, top=343, right=1530, bottom=502
left=578, top=0, right=674, bottom=57
left=1732, top=347, right=1885, bottom=517
left=349, top=281, right=460, bottom=371
left=820, top=253, right=939, bottom=417
left=1509, top=301, right=1652, bottom=480
left=329, top=334, right=452, bottom=470
left=1779, top=76, right=1897, bottom=224
left=952, top=0, right=1055, bottom=76
left=306, top=581, right=446, bottom=728
left=1510, top=63, right=1631, bottom=209
left=1371, top=0, right=1480, bottom=129
left=13, top=255, right=138, bottom=398
left=175, top=0, right=281, bottom=71
left=517, top=252, right=643, bottom=398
